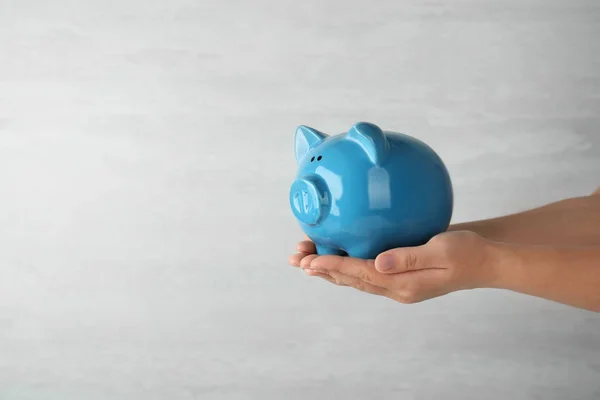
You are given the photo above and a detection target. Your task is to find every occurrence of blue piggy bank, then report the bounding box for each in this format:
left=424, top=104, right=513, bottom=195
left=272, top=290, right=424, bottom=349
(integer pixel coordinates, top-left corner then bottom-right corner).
left=289, top=122, right=453, bottom=259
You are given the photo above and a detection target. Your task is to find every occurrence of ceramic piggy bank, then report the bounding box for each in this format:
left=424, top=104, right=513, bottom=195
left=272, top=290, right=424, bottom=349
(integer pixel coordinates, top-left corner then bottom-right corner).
left=289, top=122, right=453, bottom=259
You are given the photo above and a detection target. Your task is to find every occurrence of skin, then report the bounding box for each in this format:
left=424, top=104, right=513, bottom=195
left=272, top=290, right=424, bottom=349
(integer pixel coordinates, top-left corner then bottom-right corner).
left=288, top=186, right=600, bottom=312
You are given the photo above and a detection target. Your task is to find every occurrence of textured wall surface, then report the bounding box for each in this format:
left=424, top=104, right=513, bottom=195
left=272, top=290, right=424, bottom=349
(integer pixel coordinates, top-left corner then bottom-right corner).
left=1, top=0, right=599, bottom=399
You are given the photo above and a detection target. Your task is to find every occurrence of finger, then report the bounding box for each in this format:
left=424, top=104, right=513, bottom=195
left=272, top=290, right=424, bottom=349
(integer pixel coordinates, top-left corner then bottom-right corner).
left=300, top=254, right=319, bottom=269
left=296, top=240, right=316, bottom=254
left=304, top=269, right=339, bottom=284
left=374, top=245, right=442, bottom=274
left=288, top=252, right=311, bottom=267
left=309, top=255, right=382, bottom=286
left=327, top=271, right=388, bottom=296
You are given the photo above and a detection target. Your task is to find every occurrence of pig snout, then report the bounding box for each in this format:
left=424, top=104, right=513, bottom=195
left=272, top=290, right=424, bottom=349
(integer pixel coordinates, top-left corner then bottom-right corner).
left=289, top=176, right=330, bottom=226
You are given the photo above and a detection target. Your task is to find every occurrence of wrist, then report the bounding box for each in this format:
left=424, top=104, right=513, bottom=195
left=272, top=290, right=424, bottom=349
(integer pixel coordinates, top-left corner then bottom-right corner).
left=449, top=219, right=508, bottom=243
left=478, top=239, right=522, bottom=289
left=482, top=241, right=562, bottom=292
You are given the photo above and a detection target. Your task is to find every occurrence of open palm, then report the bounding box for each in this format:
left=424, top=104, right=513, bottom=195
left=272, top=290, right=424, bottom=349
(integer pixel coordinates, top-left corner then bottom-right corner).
left=288, top=231, right=496, bottom=303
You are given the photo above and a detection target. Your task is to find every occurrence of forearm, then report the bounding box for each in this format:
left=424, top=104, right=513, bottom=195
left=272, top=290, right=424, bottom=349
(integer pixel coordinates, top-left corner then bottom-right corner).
left=486, top=243, right=600, bottom=312
left=449, top=189, right=600, bottom=246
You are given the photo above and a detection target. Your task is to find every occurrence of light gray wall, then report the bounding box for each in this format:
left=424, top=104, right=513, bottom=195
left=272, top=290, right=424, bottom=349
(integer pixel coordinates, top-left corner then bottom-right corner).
left=1, top=0, right=599, bottom=399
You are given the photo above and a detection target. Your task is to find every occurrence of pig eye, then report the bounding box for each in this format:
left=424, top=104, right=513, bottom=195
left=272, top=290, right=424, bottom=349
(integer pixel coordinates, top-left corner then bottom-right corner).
left=311, top=156, right=315, bottom=162
left=317, top=156, right=322, bottom=161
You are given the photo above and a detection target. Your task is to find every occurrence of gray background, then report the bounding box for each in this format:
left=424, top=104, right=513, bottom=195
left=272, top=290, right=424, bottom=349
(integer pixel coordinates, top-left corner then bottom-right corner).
left=1, top=0, right=599, bottom=399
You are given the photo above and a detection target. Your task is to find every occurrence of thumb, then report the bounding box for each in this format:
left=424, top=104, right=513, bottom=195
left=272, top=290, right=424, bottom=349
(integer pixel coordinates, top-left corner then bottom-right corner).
left=375, top=246, right=433, bottom=273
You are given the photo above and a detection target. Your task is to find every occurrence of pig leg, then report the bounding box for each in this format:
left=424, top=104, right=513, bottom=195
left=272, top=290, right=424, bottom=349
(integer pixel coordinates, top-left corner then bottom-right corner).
left=315, top=244, right=346, bottom=256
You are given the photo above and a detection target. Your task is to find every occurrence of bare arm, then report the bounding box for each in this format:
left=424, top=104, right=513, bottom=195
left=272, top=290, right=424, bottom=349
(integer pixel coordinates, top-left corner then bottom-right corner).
left=450, top=187, right=600, bottom=311
left=449, top=187, right=600, bottom=246
left=488, top=242, right=600, bottom=312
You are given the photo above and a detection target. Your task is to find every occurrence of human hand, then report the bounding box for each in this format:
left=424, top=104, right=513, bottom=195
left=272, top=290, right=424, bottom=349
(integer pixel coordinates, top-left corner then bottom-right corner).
left=288, top=231, right=500, bottom=303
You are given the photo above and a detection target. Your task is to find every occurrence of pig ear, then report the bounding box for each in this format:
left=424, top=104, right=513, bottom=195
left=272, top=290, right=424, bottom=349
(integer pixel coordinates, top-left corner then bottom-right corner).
left=295, top=125, right=327, bottom=164
left=346, top=122, right=389, bottom=165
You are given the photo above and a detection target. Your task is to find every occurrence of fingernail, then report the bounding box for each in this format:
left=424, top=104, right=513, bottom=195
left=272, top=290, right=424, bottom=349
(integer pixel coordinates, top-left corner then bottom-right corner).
left=377, top=254, right=394, bottom=271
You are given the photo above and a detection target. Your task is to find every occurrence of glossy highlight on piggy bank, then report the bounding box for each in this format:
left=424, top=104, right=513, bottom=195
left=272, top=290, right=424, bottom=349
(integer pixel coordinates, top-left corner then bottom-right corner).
left=289, top=122, right=453, bottom=259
